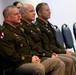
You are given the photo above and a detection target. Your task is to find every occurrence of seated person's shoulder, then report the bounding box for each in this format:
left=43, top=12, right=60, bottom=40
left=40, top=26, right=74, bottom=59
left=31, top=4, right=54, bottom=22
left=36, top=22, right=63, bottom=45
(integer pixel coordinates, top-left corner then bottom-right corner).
left=0, top=26, right=5, bottom=39
left=0, top=25, right=5, bottom=31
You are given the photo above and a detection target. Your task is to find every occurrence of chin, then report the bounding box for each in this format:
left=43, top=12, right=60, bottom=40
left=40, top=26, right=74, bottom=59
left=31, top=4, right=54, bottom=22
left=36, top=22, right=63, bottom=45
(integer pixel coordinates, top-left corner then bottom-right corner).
left=16, top=22, right=21, bottom=24
left=32, top=19, right=35, bottom=21
left=18, top=20, right=21, bottom=23
left=48, top=17, right=50, bottom=19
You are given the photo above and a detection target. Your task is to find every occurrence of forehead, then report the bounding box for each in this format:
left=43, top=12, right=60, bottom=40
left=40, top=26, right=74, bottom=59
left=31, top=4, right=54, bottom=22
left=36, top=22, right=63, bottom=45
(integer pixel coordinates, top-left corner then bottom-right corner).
left=42, top=4, right=49, bottom=9
left=9, top=7, right=19, bottom=14
left=26, top=5, right=34, bottom=10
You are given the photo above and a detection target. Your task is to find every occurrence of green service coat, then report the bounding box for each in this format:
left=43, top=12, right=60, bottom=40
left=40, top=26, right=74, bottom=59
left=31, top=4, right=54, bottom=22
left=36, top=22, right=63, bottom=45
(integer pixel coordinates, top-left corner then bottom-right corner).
left=17, top=19, right=53, bottom=58
left=0, top=22, right=33, bottom=70
left=35, top=18, right=66, bottom=54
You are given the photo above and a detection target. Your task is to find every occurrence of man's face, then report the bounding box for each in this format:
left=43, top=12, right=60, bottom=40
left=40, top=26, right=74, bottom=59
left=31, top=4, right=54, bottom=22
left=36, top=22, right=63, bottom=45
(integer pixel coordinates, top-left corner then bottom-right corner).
left=39, top=5, right=51, bottom=20
left=23, top=5, right=35, bottom=22
left=7, top=7, right=21, bottom=25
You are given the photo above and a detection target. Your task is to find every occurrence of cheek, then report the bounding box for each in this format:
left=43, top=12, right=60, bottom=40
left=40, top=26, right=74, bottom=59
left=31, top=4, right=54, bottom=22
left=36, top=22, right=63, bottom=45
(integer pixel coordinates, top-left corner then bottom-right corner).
left=13, top=18, right=18, bottom=21
left=25, top=14, right=29, bottom=19
left=46, top=12, right=50, bottom=17
left=30, top=14, right=34, bottom=18
left=42, top=12, right=47, bottom=17
left=12, top=17, right=19, bottom=21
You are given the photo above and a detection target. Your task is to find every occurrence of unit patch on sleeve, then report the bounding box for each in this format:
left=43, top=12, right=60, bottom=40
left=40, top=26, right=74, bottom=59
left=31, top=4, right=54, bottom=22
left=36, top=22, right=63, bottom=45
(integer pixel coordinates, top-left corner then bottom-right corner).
left=0, top=32, right=4, bottom=39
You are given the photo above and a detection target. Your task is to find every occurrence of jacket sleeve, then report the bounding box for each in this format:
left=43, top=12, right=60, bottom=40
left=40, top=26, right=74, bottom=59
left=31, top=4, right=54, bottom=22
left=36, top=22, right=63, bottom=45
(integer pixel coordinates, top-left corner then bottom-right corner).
left=0, top=35, right=32, bottom=66
left=49, top=42, right=66, bottom=54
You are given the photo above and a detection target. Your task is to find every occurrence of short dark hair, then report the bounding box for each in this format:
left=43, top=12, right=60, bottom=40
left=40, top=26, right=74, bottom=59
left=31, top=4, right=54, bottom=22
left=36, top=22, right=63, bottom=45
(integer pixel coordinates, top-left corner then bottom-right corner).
left=13, top=1, right=22, bottom=6
left=36, top=2, right=48, bottom=15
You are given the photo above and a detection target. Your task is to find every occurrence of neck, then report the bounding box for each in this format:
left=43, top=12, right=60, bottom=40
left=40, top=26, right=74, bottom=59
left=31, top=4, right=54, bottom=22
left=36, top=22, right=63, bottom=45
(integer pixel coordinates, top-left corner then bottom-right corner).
left=38, top=17, right=48, bottom=24
left=21, top=18, right=31, bottom=25
left=5, top=21, right=16, bottom=28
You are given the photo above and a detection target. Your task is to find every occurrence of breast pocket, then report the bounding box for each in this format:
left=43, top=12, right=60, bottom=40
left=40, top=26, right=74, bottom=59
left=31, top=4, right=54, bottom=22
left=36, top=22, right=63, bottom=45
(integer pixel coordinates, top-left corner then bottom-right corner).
left=30, top=30, right=41, bottom=42
left=14, top=33, right=25, bottom=48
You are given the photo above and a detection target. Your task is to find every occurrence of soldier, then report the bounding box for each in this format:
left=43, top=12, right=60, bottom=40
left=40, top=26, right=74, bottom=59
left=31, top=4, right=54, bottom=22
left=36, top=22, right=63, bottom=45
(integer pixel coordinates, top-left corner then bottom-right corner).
left=18, top=4, right=75, bottom=75
left=35, top=2, right=76, bottom=75
left=0, top=5, right=45, bottom=75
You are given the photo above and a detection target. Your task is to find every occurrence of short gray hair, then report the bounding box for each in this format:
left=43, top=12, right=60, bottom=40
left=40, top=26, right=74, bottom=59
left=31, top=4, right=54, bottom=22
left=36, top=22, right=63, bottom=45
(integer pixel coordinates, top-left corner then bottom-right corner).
left=3, top=5, right=16, bottom=17
left=20, top=4, right=28, bottom=14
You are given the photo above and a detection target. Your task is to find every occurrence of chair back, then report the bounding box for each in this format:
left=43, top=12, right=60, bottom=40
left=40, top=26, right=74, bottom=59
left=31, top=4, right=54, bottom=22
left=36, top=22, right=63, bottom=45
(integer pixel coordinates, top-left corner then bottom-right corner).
left=73, top=22, right=76, bottom=40
left=61, top=24, right=75, bottom=51
left=53, top=25, right=64, bottom=46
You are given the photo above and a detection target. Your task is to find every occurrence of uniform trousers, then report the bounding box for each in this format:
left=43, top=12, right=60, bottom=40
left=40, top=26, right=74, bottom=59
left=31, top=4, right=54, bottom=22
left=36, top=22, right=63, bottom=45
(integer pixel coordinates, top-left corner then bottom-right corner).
left=72, top=52, right=76, bottom=71
left=59, top=54, right=76, bottom=75
left=15, top=63, right=45, bottom=75
left=72, top=52, right=76, bottom=57
left=41, top=58, right=65, bottom=75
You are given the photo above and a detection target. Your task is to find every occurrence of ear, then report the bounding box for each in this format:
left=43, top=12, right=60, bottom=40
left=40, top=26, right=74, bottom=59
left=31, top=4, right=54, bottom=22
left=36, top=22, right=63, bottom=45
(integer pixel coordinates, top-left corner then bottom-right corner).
left=5, top=15, right=10, bottom=20
left=38, top=10, right=42, bottom=16
left=21, top=11, right=25, bottom=16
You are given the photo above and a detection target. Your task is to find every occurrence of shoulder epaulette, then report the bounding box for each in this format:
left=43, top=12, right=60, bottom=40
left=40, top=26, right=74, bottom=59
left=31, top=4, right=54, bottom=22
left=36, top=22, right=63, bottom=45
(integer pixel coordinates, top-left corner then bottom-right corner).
left=16, top=23, right=23, bottom=28
left=0, top=25, right=5, bottom=31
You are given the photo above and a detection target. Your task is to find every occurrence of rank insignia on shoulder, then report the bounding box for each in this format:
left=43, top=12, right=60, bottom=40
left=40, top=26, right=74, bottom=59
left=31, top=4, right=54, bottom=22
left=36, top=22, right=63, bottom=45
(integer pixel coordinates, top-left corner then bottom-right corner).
left=0, top=32, right=4, bottom=39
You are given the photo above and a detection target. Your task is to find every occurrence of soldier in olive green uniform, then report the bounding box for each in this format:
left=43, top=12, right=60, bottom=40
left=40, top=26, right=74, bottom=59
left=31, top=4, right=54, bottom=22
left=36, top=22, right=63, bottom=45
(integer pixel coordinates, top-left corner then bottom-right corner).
left=0, top=5, right=45, bottom=75
left=18, top=4, right=71, bottom=75
left=18, top=20, right=54, bottom=58
left=35, top=2, right=76, bottom=75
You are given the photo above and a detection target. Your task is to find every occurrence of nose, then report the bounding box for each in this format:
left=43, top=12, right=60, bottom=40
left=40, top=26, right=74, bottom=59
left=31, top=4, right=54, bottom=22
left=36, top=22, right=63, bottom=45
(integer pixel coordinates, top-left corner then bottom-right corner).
left=33, top=11, right=35, bottom=16
left=19, top=13, right=21, bottom=18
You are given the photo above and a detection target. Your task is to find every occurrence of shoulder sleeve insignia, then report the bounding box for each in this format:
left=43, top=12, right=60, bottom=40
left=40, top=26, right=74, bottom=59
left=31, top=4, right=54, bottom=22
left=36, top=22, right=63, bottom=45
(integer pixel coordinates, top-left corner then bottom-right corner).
left=0, top=32, right=4, bottom=39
